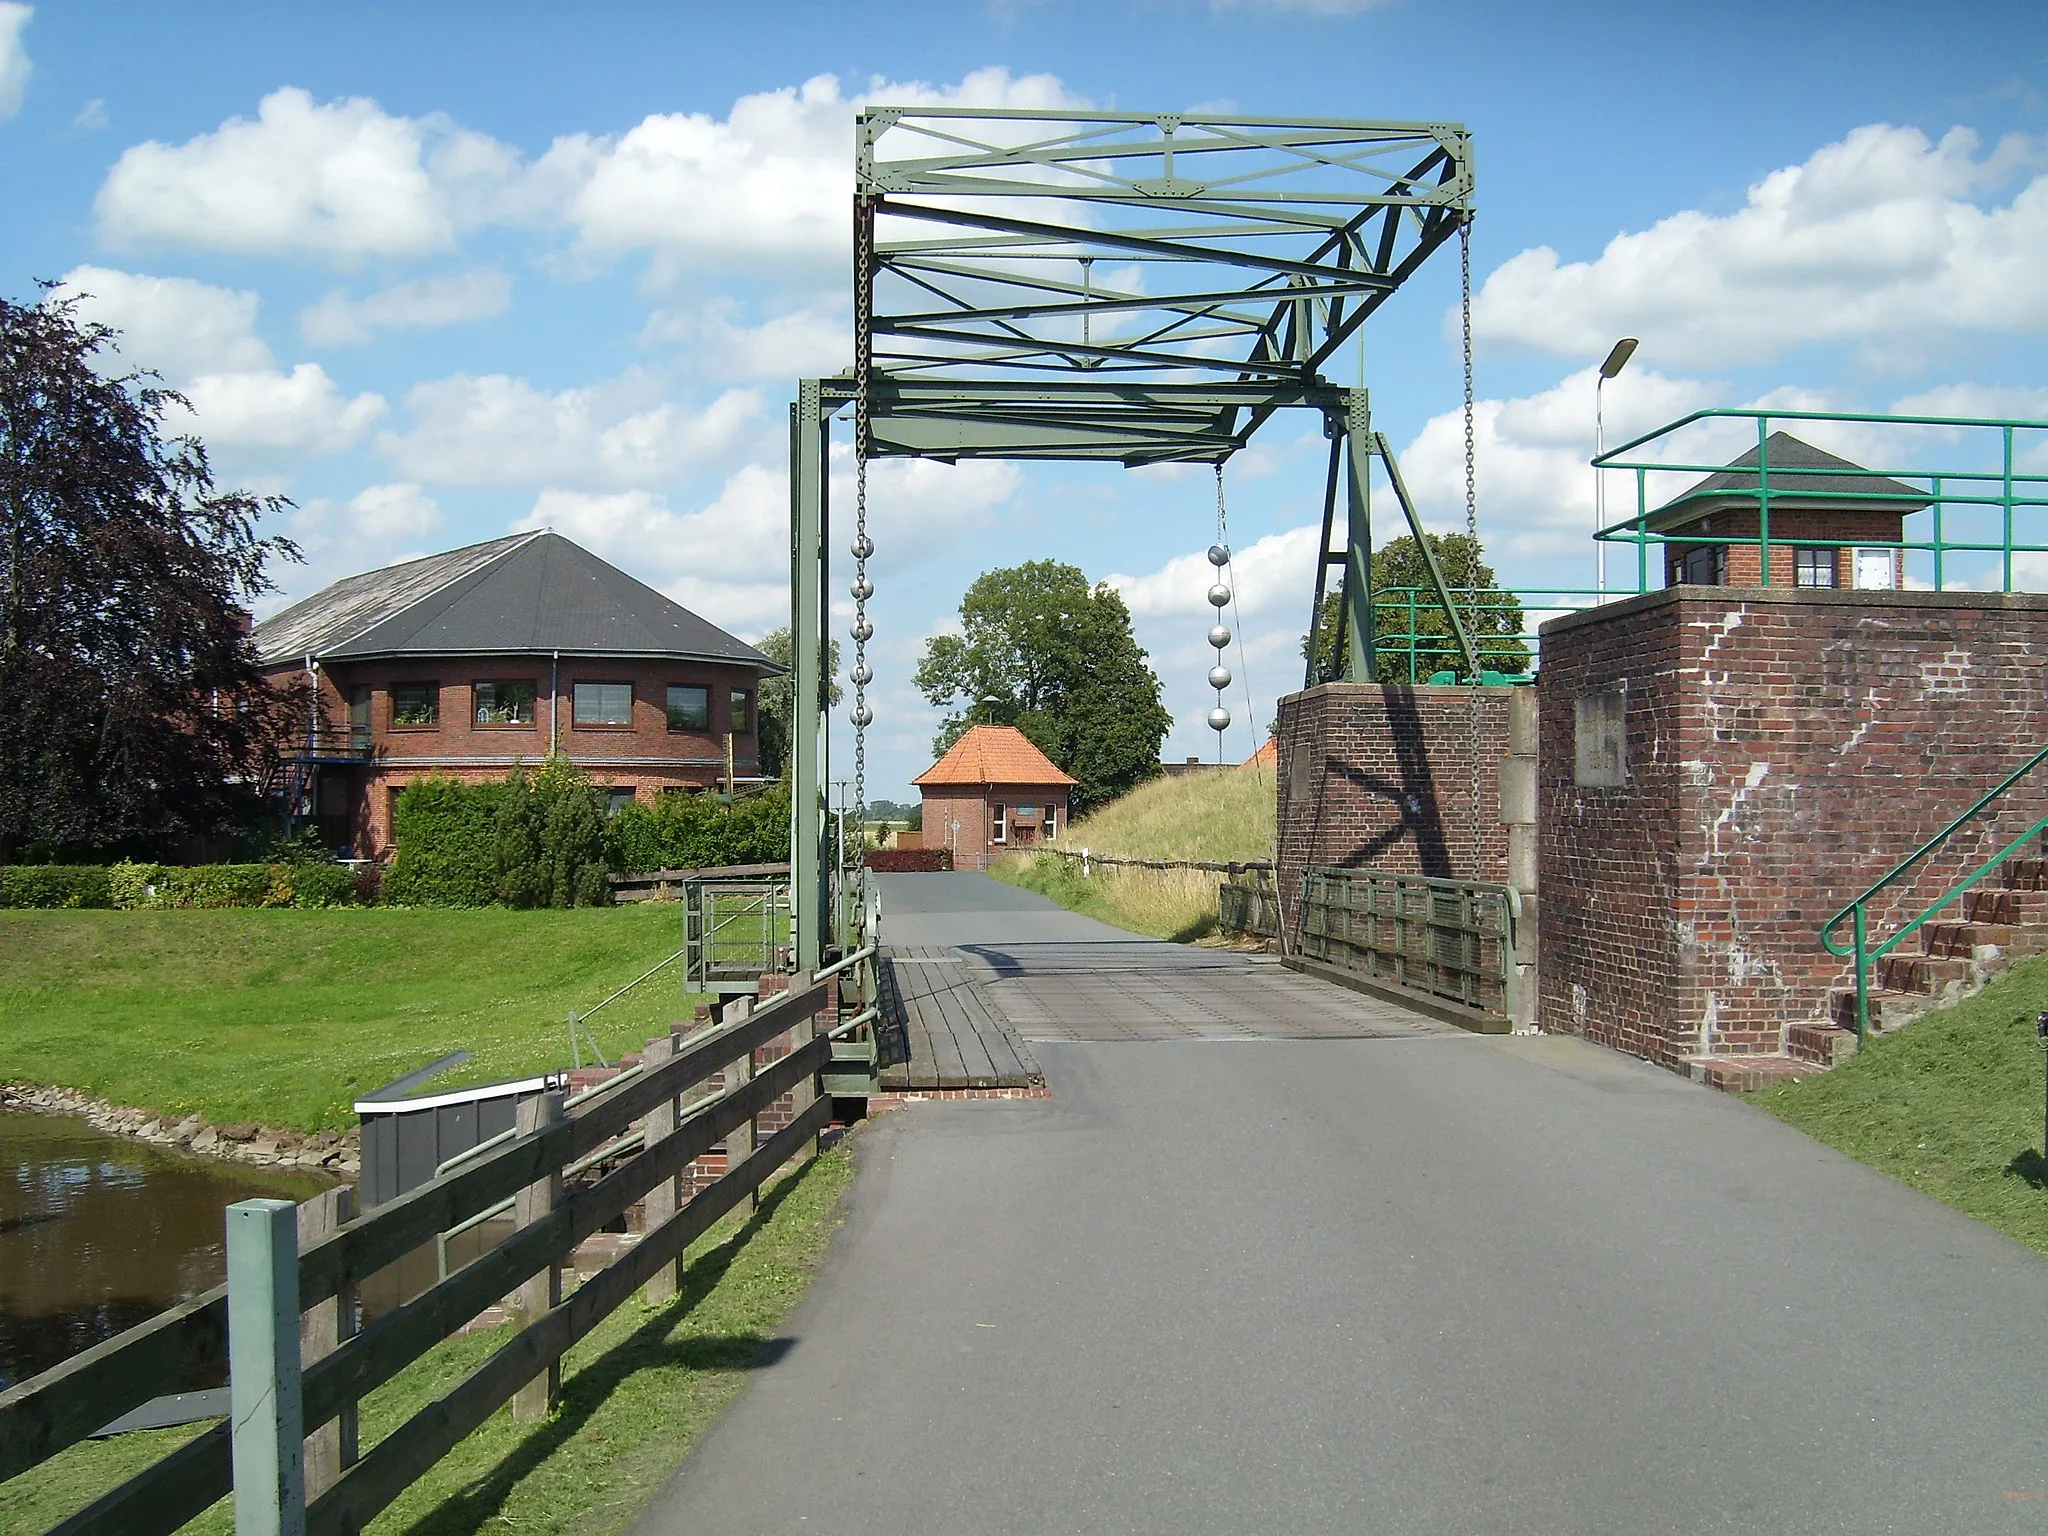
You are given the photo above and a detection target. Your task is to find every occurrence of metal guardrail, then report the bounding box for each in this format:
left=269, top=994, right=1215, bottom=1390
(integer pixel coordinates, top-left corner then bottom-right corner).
left=0, top=977, right=834, bottom=1535
left=1822, top=744, right=2048, bottom=1041
left=1297, top=867, right=1519, bottom=1019
left=684, top=877, right=794, bottom=995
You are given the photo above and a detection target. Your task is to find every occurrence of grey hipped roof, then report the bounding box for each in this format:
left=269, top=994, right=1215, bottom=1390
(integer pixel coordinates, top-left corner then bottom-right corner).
left=254, top=531, right=777, bottom=672
left=1646, top=432, right=1931, bottom=532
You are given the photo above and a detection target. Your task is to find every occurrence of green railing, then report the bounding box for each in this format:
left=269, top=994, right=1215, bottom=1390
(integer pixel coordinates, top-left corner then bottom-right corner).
left=1594, top=408, right=2048, bottom=593
left=1821, top=744, right=2048, bottom=1041
left=1345, top=587, right=1600, bottom=685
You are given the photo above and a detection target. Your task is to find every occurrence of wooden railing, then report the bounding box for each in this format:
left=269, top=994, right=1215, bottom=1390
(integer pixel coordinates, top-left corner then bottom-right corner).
left=1297, top=868, right=1520, bottom=1021
left=1218, top=879, right=1281, bottom=940
left=0, top=976, right=833, bottom=1536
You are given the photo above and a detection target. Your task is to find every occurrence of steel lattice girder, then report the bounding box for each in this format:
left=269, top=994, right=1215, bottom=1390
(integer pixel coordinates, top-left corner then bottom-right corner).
left=853, top=108, right=1472, bottom=462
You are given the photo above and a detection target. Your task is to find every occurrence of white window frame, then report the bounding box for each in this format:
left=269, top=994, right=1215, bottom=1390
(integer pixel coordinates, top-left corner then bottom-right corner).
left=1854, top=547, right=1898, bottom=590
left=1045, top=803, right=1057, bottom=840
left=990, top=802, right=1006, bottom=844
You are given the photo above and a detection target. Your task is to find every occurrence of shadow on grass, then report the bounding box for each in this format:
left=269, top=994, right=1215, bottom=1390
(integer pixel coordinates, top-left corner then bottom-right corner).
left=2005, top=1148, right=2048, bottom=1189
left=394, top=1171, right=809, bottom=1536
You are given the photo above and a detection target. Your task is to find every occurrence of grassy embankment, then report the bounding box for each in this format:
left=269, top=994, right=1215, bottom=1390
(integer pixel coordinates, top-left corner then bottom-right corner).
left=990, top=760, right=1276, bottom=940
left=1, top=906, right=708, bottom=1132
left=1747, top=951, right=2048, bottom=1257
left=1, top=1145, right=854, bottom=1536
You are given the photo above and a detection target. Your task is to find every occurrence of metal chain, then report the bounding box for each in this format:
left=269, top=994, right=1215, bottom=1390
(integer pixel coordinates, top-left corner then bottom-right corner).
left=850, top=198, right=873, bottom=855
left=1461, top=213, right=1476, bottom=550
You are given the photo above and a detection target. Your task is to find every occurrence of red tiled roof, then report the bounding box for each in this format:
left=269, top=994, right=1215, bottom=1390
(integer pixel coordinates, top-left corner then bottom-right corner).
left=912, top=724, right=1079, bottom=788
left=1242, top=738, right=1277, bottom=770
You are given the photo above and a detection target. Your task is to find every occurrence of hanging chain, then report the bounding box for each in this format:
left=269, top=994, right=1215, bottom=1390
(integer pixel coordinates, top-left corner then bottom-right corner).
left=850, top=198, right=874, bottom=857
left=1461, top=212, right=1477, bottom=550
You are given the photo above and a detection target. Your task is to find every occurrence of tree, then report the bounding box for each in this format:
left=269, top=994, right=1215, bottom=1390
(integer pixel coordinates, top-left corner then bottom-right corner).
left=755, top=624, right=841, bottom=783
left=0, top=289, right=296, bottom=859
left=915, top=560, right=1172, bottom=814
left=1301, top=532, right=1530, bottom=684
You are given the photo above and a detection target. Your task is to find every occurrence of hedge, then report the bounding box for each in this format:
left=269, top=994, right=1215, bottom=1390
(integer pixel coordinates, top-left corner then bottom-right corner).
left=0, top=862, right=360, bottom=909
left=863, top=848, right=953, bottom=872
left=605, top=787, right=790, bottom=875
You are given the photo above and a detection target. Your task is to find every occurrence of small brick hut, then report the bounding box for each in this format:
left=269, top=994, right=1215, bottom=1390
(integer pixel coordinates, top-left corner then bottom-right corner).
left=1651, top=432, right=1926, bottom=590
left=913, top=725, right=1077, bottom=871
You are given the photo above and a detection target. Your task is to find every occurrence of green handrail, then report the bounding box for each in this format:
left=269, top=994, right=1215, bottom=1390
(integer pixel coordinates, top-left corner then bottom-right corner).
left=1821, top=743, right=2048, bottom=1040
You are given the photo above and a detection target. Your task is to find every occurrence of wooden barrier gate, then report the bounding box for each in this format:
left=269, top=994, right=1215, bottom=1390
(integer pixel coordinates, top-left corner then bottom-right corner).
left=0, top=975, right=833, bottom=1535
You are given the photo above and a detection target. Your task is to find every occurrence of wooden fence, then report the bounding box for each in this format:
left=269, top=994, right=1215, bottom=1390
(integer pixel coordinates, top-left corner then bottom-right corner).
left=1296, top=868, right=1520, bottom=1022
left=609, top=861, right=791, bottom=903
left=1218, top=879, right=1281, bottom=941
left=1035, top=848, right=1275, bottom=877
left=0, top=975, right=833, bottom=1535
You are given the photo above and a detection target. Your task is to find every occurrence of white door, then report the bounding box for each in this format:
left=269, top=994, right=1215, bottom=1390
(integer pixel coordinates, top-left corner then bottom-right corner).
left=1854, top=548, right=1897, bottom=590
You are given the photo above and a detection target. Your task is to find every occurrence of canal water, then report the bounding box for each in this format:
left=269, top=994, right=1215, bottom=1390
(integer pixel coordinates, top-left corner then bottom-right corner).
left=0, top=1111, right=333, bottom=1391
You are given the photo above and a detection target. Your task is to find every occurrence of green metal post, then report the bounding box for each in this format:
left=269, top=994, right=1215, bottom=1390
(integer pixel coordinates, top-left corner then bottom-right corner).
left=2004, top=426, right=2016, bottom=592
left=1341, top=390, right=1376, bottom=683
left=791, top=382, right=830, bottom=973
left=1756, top=417, right=1772, bottom=587
left=227, top=1198, right=304, bottom=1536
left=1853, top=903, right=1869, bottom=1044
left=1636, top=470, right=1649, bottom=593
left=1932, top=478, right=1944, bottom=591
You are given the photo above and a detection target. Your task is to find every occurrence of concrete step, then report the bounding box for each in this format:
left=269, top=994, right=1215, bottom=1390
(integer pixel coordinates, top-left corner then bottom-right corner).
left=1786, top=1020, right=1859, bottom=1067
left=1920, top=921, right=2017, bottom=959
left=1829, top=985, right=1936, bottom=1033
left=1875, top=953, right=1972, bottom=993
left=1683, top=1055, right=1810, bottom=1094
left=1964, top=888, right=2048, bottom=925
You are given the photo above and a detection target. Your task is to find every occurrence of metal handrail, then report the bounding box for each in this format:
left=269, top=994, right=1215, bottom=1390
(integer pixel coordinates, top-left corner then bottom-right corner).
left=1821, top=742, right=2048, bottom=1041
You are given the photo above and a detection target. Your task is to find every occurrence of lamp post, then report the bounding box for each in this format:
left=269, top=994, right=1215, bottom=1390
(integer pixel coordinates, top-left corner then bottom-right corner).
left=1595, top=337, right=1639, bottom=598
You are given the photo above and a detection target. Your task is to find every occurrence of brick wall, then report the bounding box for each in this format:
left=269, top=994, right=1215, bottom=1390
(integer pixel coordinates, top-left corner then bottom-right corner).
left=1665, top=508, right=1905, bottom=588
left=1537, top=587, right=2048, bottom=1066
left=915, top=782, right=1070, bottom=871
left=1275, top=683, right=1516, bottom=931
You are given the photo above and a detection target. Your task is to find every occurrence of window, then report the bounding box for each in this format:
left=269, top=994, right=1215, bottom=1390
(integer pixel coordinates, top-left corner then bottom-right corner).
left=1854, top=547, right=1897, bottom=590
left=1672, top=544, right=1726, bottom=587
left=666, top=684, right=710, bottom=731
left=391, top=682, right=439, bottom=727
left=729, top=689, right=753, bottom=734
left=605, top=786, right=638, bottom=817
left=347, top=686, right=372, bottom=730
left=990, top=803, right=1006, bottom=844
left=574, top=681, right=633, bottom=726
left=1045, top=803, right=1058, bottom=840
left=1794, top=546, right=1839, bottom=588
left=473, top=680, right=537, bottom=725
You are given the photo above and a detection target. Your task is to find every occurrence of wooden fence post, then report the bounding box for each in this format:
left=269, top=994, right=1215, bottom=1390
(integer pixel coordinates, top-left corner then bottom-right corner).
left=511, top=1089, right=566, bottom=1423
left=641, top=1031, right=682, bottom=1304
left=297, top=1186, right=357, bottom=1501
left=227, top=1198, right=305, bottom=1536
left=724, top=996, right=756, bottom=1217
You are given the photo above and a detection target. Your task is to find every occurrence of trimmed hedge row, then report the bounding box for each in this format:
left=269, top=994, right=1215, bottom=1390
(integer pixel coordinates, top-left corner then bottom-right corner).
left=863, top=848, right=953, bottom=872
left=0, top=861, right=362, bottom=909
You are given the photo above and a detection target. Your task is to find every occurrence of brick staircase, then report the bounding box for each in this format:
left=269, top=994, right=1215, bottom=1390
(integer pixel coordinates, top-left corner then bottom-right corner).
left=1687, top=857, right=2048, bottom=1093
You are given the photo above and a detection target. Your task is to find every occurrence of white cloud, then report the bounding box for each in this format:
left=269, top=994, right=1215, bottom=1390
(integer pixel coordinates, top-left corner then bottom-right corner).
left=0, top=3, right=28, bottom=121
left=1109, top=523, right=1321, bottom=621
left=1472, top=124, right=2048, bottom=369
left=97, top=87, right=467, bottom=261
left=274, top=483, right=445, bottom=608
left=73, top=97, right=105, bottom=130
left=301, top=268, right=513, bottom=345
left=643, top=298, right=849, bottom=379
left=173, top=364, right=388, bottom=455
left=342, top=481, right=442, bottom=542
left=54, top=265, right=273, bottom=377
left=380, top=373, right=762, bottom=487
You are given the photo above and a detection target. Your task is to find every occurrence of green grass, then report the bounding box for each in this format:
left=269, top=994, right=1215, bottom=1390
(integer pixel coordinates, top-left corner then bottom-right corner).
left=992, top=761, right=1276, bottom=941
left=1, top=907, right=709, bottom=1132
left=0, top=1143, right=855, bottom=1536
left=1747, top=952, right=2048, bottom=1256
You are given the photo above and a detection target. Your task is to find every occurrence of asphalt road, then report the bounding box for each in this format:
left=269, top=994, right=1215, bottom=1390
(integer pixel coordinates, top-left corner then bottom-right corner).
left=633, top=875, right=2048, bottom=1535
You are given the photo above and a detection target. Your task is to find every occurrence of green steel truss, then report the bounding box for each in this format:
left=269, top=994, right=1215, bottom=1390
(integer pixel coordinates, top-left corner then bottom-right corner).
left=790, top=110, right=1476, bottom=968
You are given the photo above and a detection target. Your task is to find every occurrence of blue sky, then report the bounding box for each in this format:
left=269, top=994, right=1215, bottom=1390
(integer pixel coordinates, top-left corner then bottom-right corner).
left=3, top=0, right=2045, bottom=800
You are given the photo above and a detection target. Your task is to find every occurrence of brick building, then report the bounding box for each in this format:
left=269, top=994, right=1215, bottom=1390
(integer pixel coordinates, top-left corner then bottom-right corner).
left=255, top=531, right=778, bottom=856
left=912, top=725, right=1076, bottom=871
left=1650, top=433, right=1922, bottom=590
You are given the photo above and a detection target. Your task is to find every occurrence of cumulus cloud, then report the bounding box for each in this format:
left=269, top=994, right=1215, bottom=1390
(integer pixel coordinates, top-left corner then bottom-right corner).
left=379, top=372, right=761, bottom=487
left=1472, top=123, right=2048, bottom=369
left=172, top=365, right=388, bottom=455
left=301, top=268, right=513, bottom=345
left=642, top=298, right=849, bottom=379
left=1109, top=523, right=1320, bottom=622
left=0, top=3, right=28, bottom=122
left=270, top=483, right=445, bottom=609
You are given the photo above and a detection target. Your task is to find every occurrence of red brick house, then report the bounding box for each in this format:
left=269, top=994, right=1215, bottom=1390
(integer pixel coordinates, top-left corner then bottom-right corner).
left=255, top=531, right=779, bottom=856
left=912, top=725, right=1077, bottom=871
left=1651, top=432, right=1925, bottom=590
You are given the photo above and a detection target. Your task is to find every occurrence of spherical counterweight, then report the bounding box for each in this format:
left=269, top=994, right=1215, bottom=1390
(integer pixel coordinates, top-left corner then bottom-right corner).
left=1207, top=706, right=1231, bottom=732
left=1207, top=583, right=1231, bottom=609
left=1208, top=665, right=1232, bottom=691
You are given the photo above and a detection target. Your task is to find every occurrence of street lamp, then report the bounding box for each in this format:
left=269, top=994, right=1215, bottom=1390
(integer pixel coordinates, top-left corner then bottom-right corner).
left=1595, top=337, right=1639, bottom=598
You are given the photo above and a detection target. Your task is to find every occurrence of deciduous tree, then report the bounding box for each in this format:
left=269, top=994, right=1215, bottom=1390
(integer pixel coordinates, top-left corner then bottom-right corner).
left=1301, top=532, right=1530, bottom=684
left=755, top=624, right=840, bottom=783
left=0, top=288, right=296, bottom=858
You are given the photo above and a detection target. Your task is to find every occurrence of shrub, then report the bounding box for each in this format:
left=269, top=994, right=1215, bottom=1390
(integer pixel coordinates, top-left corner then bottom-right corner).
left=0, top=865, right=114, bottom=908
left=605, top=787, right=792, bottom=874
left=863, top=848, right=952, bottom=872
left=382, top=776, right=508, bottom=907
left=351, top=862, right=383, bottom=906
left=158, top=864, right=278, bottom=908
left=108, top=860, right=164, bottom=909
left=499, top=760, right=610, bottom=908
left=284, top=863, right=358, bottom=908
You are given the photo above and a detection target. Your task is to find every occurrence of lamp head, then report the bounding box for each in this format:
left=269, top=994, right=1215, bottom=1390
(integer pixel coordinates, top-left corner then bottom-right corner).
left=1599, top=338, right=1640, bottom=380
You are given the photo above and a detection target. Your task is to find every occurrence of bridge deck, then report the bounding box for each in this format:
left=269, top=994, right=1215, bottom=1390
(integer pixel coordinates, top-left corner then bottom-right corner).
left=876, top=945, right=1042, bottom=1090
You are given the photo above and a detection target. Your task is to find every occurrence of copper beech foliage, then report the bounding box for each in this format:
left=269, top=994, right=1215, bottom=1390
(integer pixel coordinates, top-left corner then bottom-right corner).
left=0, top=286, right=302, bottom=859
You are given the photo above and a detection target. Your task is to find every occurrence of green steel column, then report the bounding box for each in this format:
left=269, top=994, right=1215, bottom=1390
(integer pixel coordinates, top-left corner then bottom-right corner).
left=1342, top=390, right=1376, bottom=683
left=791, top=382, right=830, bottom=972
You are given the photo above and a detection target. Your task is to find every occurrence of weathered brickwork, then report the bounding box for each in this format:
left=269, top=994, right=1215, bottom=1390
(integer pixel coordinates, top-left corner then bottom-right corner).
left=1274, top=684, right=1515, bottom=931
left=1538, top=587, right=2048, bottom=1066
